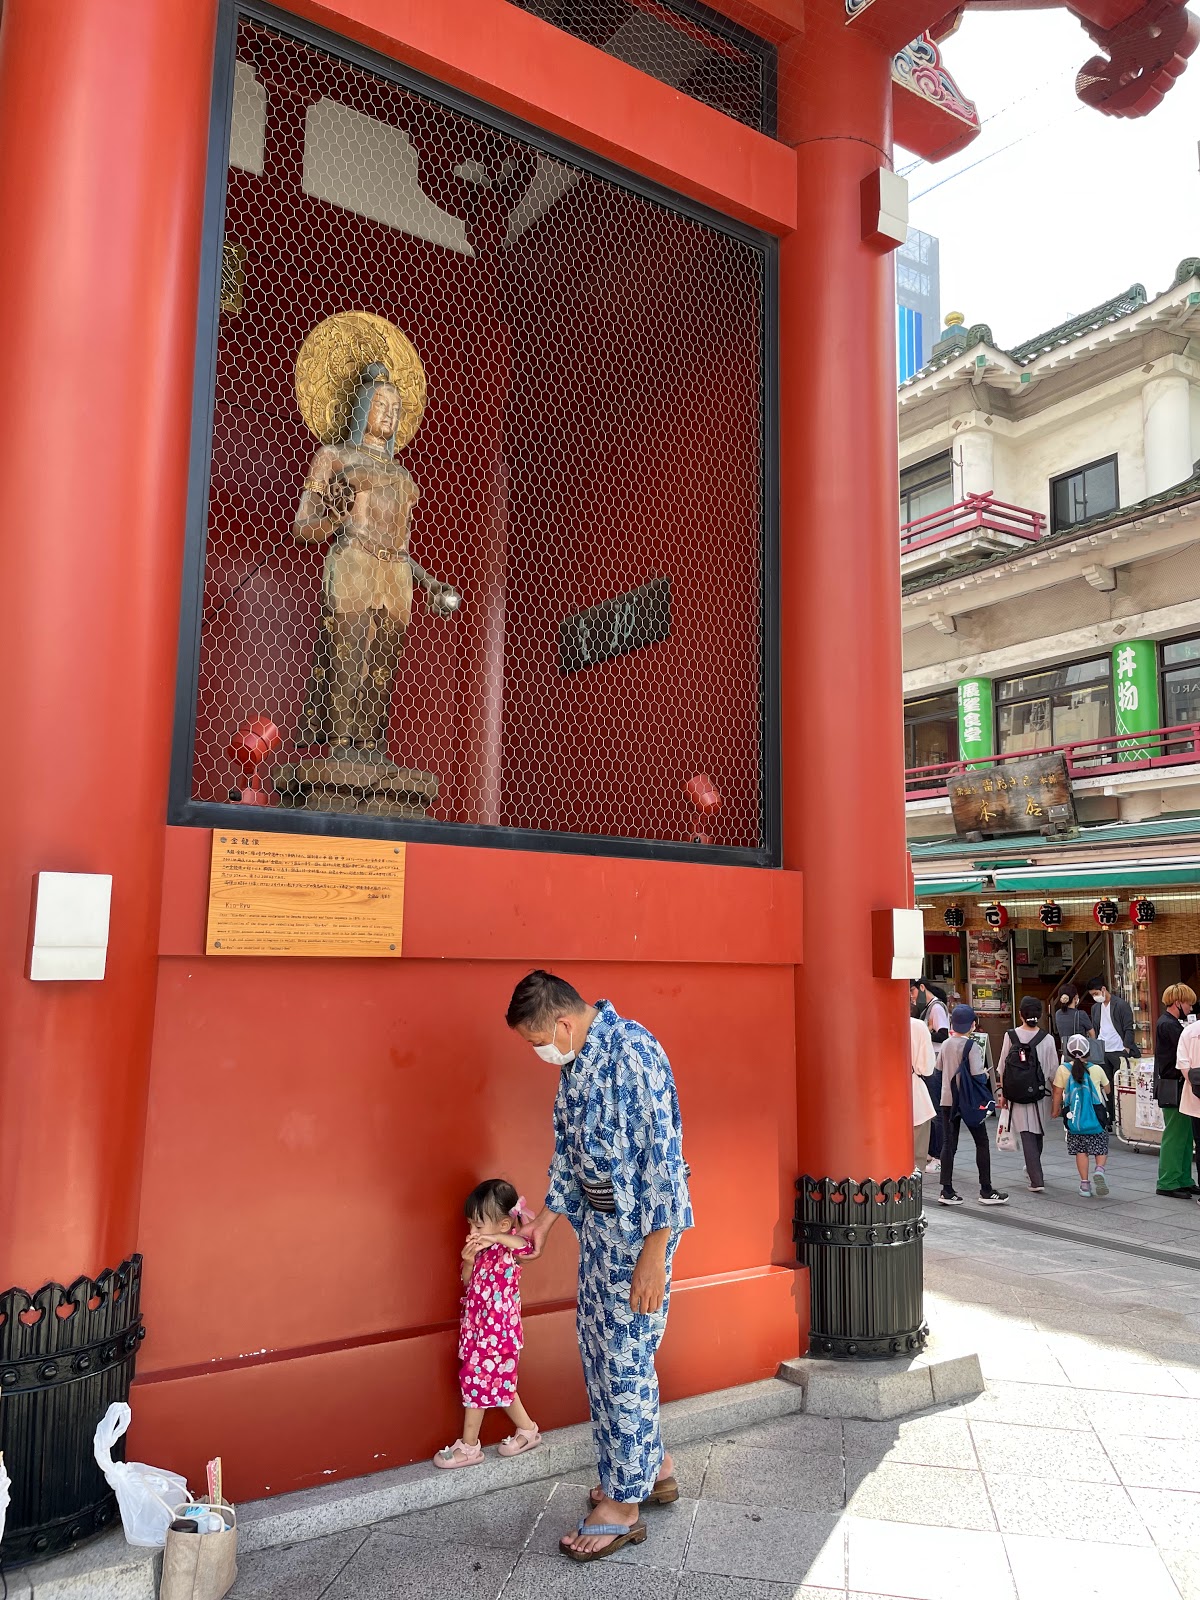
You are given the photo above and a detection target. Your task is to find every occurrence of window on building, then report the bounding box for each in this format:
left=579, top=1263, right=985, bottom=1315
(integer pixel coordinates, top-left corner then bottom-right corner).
left=1050, top=455, right=1118, bottom=533
left=900, top=451, right=954, bottom=533
left=1162, top=636, right=1200, bottom=733
left=904, top=691, right=959, bottom=783
left=996, top=658, right=1112, bottom=756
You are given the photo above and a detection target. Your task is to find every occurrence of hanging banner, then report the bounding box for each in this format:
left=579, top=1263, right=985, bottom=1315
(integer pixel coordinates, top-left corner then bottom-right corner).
left=1113, top=639, right=1162, bottom=760
left=957, top=677, right=994, bottom=765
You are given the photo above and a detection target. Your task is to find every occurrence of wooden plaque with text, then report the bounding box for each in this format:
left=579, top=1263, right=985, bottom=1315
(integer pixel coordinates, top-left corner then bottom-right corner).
left=206, top=831, right=405, bottom=956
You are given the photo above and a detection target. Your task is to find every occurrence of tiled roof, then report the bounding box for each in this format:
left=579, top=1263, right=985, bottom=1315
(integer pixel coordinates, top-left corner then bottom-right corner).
left=1006, top=283, right=1147, bottom=365
left=902, top=253, right=1200, bottom=386
left=901, top=469, right=1200, bottom=597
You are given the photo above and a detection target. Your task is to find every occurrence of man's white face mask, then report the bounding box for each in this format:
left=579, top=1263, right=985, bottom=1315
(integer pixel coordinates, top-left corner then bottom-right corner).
left=532, top=1019, right=575, bottom=1067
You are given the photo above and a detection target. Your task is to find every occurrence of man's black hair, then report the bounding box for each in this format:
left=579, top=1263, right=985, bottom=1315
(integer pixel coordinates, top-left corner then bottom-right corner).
left=464, top=1178, right=519, bottom=1226
left=506, top=969, right=586, bottom=1030
left=1090, top=975, right=1109, bottom=991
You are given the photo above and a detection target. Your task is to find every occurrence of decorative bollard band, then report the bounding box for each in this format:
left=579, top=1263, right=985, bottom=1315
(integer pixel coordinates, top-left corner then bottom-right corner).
left=0, top=1256, right=145, bottom=1567
left=794, top=1176, right=928, bottom=1359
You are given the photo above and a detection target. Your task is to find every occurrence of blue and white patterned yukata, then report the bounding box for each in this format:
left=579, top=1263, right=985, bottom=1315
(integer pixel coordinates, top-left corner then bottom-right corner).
left=546, top=1000, right=693, bottom=1503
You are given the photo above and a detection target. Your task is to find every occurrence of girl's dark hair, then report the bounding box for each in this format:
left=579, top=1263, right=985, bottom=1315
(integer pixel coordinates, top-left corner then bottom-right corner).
left=465, top=1178, right=519, bottom=1227
left=1071, top=1058, right=1088, bottom=1084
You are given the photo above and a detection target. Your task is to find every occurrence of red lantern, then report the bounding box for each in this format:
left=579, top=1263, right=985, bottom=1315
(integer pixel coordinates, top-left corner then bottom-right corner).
left=684, top=773, right=721, bottom=845
left=1131, top=897, right=1156, bottom=926
left=228, top=715, right=282, bottom=807
left=1093, top=897, right=1120, bottom=927
left=983, top=903, right=1009, bottom=930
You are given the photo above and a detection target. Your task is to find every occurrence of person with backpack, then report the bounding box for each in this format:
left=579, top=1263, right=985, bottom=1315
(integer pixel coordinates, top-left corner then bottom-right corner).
left=998, top=995, right=1059, bottom=1193
left=1052, top=1034, right=1112, bottom=1197
left=937, top=1004, right=1009, bottom=1208
left=1053, top=986, right=1093, bottom=1056
left=911, top=979, right=950, bottom=1044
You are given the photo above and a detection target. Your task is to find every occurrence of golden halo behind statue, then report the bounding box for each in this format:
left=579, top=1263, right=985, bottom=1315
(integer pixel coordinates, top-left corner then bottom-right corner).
left=295, top=311, right=427, bottom=453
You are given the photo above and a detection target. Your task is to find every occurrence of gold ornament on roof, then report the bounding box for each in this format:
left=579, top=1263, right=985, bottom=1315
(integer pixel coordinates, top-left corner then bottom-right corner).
left=294, top=311, right=427, bottom=453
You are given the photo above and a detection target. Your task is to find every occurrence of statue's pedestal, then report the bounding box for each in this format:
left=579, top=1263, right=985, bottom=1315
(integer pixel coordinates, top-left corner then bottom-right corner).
left=273, top=754, right=438, bottom=817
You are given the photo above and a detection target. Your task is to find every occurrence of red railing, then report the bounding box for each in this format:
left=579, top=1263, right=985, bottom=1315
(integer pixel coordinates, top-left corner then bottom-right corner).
left=906, top=721, right=1200, bottom=798
left=900, top=493, right=1046, bottom=553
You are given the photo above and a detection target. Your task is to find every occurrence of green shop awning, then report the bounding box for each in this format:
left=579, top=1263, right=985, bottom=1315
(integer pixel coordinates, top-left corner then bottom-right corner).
left=913, top=874, right=988, bottom=899
left=992, top=862, right=1200, bottom=893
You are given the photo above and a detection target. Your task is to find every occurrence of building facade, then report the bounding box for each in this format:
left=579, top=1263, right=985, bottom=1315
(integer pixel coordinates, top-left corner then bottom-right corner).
left=897, top=226, right=941, bottom=381
left=899, top=260, right=1200, bottom=1060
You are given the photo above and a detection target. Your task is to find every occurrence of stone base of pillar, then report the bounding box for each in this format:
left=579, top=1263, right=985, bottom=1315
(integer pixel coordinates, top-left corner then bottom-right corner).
left=794, top=1177, right=927, bottom=1359
left=0, top=1257, right=145, bottom=1567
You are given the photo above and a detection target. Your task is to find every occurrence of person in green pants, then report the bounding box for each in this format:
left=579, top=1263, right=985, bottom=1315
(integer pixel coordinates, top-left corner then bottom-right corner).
left=1155, top=983, right=1198, bottom=1197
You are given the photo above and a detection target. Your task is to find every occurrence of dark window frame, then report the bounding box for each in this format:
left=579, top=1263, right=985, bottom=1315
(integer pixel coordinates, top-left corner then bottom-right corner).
left=903, top=691, right=959, bottom=776
left=1049, top=453, right=1119, bottom=535
left=168, top=0, right=781, bottom=869
left=1161, top=633, right=1200, bottom=731
left=995, top=654, right=1113, bottom=755
left=900, top=450, right=954, bottom=528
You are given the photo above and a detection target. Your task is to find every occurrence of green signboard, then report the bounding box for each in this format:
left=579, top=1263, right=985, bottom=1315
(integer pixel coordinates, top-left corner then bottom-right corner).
left=1112, top=639, right=1161, bottom=759
left=958, top=676, right=994, bottom=765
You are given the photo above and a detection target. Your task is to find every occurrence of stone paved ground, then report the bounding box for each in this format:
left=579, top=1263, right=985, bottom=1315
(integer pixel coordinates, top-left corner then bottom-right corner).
left=225, top=1134, right=1200, bottom=1600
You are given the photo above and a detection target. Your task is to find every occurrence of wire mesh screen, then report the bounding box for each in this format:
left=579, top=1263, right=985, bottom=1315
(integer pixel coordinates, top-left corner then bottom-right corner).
left=189, top=15, right=768, bottom=852
left=505, top=0, right=775, bottom=133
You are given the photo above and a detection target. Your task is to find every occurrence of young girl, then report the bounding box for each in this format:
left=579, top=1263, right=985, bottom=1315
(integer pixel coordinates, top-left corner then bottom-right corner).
left=1053, top=1034, right=1112, bottom=1198
left=433, top=1178, right=542, bottom=1469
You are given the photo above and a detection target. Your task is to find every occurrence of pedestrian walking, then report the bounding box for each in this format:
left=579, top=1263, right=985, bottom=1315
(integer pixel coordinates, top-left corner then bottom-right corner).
left=937, top=1004, right=1009, bottom=1208
left=911, top=1014, right=938, bottom=1173
left=1053, top=986, right=1093, bottom=1055
left=911, top=979, right=950, bottom=1044
left=507, top=971, right=691, bottom=1562
left=1052, top=1034, right=1112, bottom=1197
left=1174, top=1018, right=1200, bottom=1208
left=1154, top=983, right=1198, bottom=1198
left=1089, top=975, right=1134, bottom=1118
left=997, top=995, right=1058, bottom=1193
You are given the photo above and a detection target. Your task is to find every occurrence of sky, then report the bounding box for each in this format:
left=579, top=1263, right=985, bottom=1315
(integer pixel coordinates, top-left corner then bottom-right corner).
left=898, top=10, right=1199, bottom=351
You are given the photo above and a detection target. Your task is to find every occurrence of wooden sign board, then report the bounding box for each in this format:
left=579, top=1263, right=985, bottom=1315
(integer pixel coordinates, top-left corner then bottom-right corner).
left=950, top=753, right=1076, bottom=839
left=206, top=832, right=405, bottom=957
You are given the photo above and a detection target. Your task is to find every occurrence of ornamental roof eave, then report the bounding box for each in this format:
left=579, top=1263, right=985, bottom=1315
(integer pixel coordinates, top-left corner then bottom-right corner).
left=898, top=257, right=1200, bottom=403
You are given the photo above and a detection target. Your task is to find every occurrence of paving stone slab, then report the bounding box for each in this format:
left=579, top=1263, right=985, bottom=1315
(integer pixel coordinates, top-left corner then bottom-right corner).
left=984, top=1473, right=1151, bottom=1546
left=843, top=1413, right=978, bottom=1470
left=226, top=1529, right=368, bottom=1598
left=322, top=1532, right=514, bottom=1600
left=969, top=1420, right=1119, bottom=1483
left=845, top=1462, right=995, bottom=1531
left=844, top=1515, right=1016, bottom=1600
left=1002, top=1530, right=1182, bottom=1600
left=503, top=1552, right=681, bottom=1599
left=684, top=1501, right=846, bottom=1588
left=702, top=1441, right=843, bottom=1514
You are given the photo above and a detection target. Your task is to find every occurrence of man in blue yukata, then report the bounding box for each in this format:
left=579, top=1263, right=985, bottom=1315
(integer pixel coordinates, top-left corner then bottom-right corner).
left=507, top=969, right=693, bottom=1563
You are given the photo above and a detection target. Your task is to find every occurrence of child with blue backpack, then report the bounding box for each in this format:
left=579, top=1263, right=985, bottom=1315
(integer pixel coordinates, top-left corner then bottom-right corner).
left=1053, top=1033, right=1112, bottom=1197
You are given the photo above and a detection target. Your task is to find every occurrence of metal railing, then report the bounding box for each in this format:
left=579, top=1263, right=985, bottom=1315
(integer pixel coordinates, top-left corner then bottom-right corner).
left=900, top=493, right=1046, bottom=553
left=906, top=721, right=1200, bottom=798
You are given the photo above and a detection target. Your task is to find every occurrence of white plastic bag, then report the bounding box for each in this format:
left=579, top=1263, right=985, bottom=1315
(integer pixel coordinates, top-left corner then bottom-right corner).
left=93, top=1402, right=190, bottom=1548
left=996, top=1109, right=1017, bottom=1153
left=0, top=1449, right=11, bottom=1546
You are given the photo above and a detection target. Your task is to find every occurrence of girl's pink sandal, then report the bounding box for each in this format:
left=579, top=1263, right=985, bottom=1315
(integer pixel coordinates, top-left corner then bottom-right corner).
left=497, top=1426, right=542, bottom=1458
left=433, top=1439, right=483, bottom=1470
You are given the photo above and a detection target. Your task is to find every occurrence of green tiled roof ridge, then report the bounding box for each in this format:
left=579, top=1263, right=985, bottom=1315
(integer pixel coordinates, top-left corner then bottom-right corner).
left=1007, top=283, right=1146, bottom=365
left=904, top=253, right=1200, bottom=386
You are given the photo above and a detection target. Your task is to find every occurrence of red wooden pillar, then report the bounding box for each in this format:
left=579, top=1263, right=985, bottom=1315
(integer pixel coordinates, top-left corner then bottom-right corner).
left=778, top=21, right=924, bottom=1354
left=0, top=0, right=218, bottom=1290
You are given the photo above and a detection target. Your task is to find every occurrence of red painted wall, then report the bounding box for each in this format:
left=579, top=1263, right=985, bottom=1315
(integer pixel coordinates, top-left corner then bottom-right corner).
left=133, top=828, right=805, bottom=1498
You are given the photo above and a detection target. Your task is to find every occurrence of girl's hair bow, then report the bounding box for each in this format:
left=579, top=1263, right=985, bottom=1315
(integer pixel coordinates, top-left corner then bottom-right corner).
left=509, top=1195, right=534, bottom=1223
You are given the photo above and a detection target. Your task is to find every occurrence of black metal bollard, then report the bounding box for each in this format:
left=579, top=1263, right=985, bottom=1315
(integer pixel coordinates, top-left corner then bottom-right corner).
left=0, top=1256, right=145, bottom=1567
left=794, top=1177, right=927, bottom=1359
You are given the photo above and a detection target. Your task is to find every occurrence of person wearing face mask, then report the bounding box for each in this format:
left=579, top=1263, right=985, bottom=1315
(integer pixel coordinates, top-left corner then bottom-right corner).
left=506, top=970, right=692, bottom=1564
